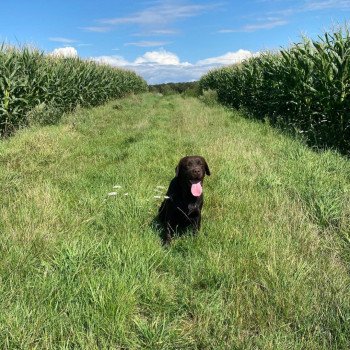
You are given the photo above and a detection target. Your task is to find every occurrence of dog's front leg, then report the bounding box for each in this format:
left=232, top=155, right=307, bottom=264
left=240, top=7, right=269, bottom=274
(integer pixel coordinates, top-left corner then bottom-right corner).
left=162, top=222, right=173, bottom=245
left=191, top=215, right=201, bottom=235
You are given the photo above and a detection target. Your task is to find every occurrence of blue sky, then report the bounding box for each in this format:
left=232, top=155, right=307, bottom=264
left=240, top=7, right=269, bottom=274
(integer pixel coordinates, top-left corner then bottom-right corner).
left=1, top=0, right=349, bottom=83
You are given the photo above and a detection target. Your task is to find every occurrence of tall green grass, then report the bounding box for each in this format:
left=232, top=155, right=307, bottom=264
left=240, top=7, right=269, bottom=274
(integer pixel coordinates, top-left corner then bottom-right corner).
left=199, top=27, right=350, bottom=154
left=0, top=45, right=147, bottom=136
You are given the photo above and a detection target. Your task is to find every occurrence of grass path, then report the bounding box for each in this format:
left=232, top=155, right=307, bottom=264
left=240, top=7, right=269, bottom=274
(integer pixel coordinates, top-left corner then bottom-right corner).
left=1, top=93, right=350, bottom=349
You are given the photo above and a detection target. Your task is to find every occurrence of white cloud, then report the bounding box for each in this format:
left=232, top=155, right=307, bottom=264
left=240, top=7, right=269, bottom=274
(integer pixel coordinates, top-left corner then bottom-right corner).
left=49, top=37, right=77, bottom=44
left=92, top=48, right=257, bottom=84
left=197, top=50, right=255, bottom=65
left=49, top=47, right=255, bottom=84
left=305, top=0, right=350, bottom=10
left=228, top=0, right=349, bottom=35
left=93, top=50, right=184, bottom=67
left=124, top=41, right=171, bottom=47
left=77, top=43, right=93, bottom=47
left=93, top=55, right=129, bottom=66
left=243, top=19, right=288, bottom=31
left=50, top=47, right=78, bottom=58
left=132, top=64, right=202, bottom=84
left=219, top=19, right=288, bottom=33
left=81, top=26, right=112, bottom=33
left=134, top=49, right=187, bottom=65
left=266, top=0, right=350, bottom=18
left=99, top=2, right=220, bottom=26
left=132, top=29, right=178, bottom=36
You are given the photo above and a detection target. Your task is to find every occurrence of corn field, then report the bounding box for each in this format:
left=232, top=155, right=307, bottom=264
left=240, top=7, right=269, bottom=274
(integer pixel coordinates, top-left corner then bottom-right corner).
left=200, top=27, right=350, bottom=154
left=0, top=45, right=147, bottom=136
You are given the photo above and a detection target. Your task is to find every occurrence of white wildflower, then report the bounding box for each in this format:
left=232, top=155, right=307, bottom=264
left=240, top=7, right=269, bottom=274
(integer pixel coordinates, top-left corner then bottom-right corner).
left=108, top=192, right=118, bottom=196
left=113, top=185, right=122, bottom=189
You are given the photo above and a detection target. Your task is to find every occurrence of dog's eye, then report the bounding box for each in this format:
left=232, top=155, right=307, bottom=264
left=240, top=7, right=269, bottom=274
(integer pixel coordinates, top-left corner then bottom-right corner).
left=187, top=161, right=193, bottom=167
left=196, top=160, right=201, bottom=165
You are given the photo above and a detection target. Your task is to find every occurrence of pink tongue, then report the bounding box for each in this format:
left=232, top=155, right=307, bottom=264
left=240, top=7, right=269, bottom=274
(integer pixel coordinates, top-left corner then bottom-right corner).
left=191, top=182, right=202, bottom=197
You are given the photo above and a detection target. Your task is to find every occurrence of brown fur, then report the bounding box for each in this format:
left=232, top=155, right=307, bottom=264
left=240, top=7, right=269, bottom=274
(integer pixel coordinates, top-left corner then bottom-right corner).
left=158, top=156, right=210, bottom=244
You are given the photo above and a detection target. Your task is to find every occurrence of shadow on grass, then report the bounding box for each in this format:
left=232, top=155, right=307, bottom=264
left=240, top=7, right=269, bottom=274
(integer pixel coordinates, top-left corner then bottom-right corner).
left=150, top=215, right=198, bottom=247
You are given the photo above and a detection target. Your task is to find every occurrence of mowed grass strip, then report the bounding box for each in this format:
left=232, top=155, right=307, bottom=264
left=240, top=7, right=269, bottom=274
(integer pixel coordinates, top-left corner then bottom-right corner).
left=0, top=93, right=350, bottom=349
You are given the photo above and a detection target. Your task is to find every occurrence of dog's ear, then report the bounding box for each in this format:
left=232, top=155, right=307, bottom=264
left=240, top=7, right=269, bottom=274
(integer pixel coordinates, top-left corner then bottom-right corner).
left=175, top=159, right=184, bottom=177
left=204, top=160, right=211, bottom=176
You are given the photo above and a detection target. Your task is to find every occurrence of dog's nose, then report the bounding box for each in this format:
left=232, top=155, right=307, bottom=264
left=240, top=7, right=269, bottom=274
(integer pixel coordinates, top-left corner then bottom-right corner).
left=192, top=168, right=201, bottom=176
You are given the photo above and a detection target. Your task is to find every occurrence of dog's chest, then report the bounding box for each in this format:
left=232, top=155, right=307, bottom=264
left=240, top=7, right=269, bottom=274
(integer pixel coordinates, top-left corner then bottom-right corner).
left=187, top=202, right=200, bottom=215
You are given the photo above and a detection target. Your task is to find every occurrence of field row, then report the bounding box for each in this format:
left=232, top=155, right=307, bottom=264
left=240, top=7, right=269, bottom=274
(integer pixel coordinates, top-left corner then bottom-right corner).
left=0, top=46, right=147, bottom=136
left=200, top=27, right=350, bottom=154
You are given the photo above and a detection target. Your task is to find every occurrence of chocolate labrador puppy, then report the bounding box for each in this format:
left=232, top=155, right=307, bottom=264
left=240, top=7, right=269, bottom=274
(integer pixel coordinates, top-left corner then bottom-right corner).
left=158, top=156, right=210, bottom=244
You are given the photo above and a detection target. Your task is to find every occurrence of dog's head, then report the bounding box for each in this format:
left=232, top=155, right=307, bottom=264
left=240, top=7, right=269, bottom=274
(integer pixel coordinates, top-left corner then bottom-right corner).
left=175, top=156, right=210, bottom=197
